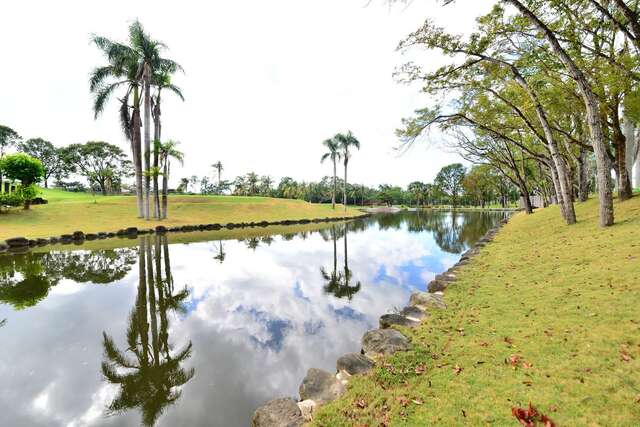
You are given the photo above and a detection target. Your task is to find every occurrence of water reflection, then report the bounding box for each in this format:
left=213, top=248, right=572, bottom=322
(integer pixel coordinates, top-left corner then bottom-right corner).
left=0, top=210, right=506, bottom=426
left=320, top=225, right=361, bottom=300
left=101, top=235, right=194, bottom=426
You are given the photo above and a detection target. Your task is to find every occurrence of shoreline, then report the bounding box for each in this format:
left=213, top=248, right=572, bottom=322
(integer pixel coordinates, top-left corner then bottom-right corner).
left=0, top=213, right=370, bottom=254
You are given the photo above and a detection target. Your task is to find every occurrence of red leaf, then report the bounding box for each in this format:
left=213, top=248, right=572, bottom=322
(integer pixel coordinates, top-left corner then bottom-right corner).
left=512, top=403, right=556, bottom=427
left=453, top=365, right=463, bottom=375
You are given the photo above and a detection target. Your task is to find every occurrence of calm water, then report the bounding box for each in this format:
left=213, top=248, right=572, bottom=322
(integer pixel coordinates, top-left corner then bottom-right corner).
left=0, top=211, right=505, bottom=427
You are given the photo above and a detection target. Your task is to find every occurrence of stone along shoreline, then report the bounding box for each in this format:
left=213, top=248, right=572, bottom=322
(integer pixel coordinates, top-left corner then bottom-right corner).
left=251, top=216, right=511, bottom=426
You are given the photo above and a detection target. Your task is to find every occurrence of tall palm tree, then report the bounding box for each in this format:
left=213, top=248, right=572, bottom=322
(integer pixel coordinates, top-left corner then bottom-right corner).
left=128, top=20, right=182, bottom=220
left=321, top=138, right=342, bottom=209
left=336, top=131, right=361, bottom=211
left=156, top=140, right=184, bottom=219
left=152, top=69, right=184, bottom=218
left=212, top=161, right=223, bottom=187
left=90, top=33, right=144, bottom=217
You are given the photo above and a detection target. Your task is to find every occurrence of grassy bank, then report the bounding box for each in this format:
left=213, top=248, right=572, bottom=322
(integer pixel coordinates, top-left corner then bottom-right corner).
left=313, top=196, right=640, bottom=426
left=0, top=189, right=361, bottom=241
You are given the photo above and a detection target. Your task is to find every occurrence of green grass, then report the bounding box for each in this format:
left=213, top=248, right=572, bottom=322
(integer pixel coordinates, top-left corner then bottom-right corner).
left=0, top=189, right=361, bottom=241
left=312, top=196, right=640, bottom=426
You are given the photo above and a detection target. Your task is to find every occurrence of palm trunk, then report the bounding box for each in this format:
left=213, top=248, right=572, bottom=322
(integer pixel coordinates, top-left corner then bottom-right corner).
left=138, top=237, right=150, bottom=366
left=506, top=0, right=613, bottom=226
left=133, top=86, right=144, bottom=218
left=153, top=93, right=162, bottom=218
left=143, top=64, right=152, bottom=220
left=161, top=158, right=169, bottom=219
left=343, top=159, right=348, bottom=211
left=332, top=159, right=336, bottom=209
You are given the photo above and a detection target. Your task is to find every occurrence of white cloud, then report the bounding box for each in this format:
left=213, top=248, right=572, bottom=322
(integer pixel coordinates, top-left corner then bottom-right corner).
left=1, top=0, right=495, bottom=188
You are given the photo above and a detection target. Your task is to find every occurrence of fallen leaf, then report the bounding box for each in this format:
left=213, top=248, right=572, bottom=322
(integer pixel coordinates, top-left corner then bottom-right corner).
left=396, top=396, right=409, bottom=407
left=414, top=364, right=426, bottom=374
left=412, top=399, right=423, bottom=405
left=453, top=365, right=463, bottom=375
left=522, top=361, right=533, bottom=369
left=508, top=354, right=521, bottom=367
left=356, top=399, right=367, bottom=409
left=512, top=403, right=555, bottom=427
left=621, top=352, right=632, bottom=362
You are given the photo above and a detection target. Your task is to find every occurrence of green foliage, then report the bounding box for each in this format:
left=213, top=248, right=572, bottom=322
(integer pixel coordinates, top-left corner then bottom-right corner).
left=18, top=137, right=70, bottom=185
left=0, top=153, right=44, bottom=185
left=0, top=125, right=21, bottom=154
left=0, top=192, right=24, bottom=207
left=434, top=163, right=466, bottom=206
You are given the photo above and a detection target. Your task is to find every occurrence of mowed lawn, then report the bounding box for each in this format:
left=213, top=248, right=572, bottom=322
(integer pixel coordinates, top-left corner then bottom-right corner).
left=0, top=189, right=361, bottom=241
left=312, top=196, right=640, bottom=426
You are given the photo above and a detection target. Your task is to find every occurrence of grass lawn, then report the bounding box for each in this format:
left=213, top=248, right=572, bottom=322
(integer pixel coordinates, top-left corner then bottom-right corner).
left=312, top=196, right=640, bottom=426
left=0, top=189, right=361, bottom=241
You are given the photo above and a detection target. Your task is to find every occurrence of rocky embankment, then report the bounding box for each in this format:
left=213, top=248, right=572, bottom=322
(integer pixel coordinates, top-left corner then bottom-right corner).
left=251, top=216, right=510, bottom=426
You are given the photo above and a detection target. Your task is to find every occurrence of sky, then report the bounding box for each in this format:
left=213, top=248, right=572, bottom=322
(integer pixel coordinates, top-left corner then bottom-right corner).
left=1, top=0, right=495, bottom=188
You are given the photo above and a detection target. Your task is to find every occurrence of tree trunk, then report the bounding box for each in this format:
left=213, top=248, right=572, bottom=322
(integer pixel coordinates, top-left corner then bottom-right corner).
left=161, top=159, right=169, bottom=219
left=143, top=64, right=152, bottom=220
left=132, top=87, right=144, bottom=218
left=332, top=159, right=336, bottom=209
left=513, top=71, right=576, bottom=224
left=343, top=159, right=348, bottom=211
left=505, top=0, right=613, bottom=226
left=152, top=93, right=162, bottom=219
left=577, top=146, right=589, bottom=202
left=612, top=105, right=632, bottom=201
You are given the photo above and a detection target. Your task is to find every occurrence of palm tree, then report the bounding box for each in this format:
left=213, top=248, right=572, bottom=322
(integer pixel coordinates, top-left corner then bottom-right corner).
left=321, top=138, right=342, bottom=209
left=212, top=161, right=223, bottom=187
left=90, top=32, right=144, bottom=217
left=152, top=70, right=184, bottom=218
left=156, top=140, right=184, bottom=219
left=246, top=172, right=259, bottom=195
left=335, top=131, right=361, bottom=211
left=128, top=20, right=182, bottom=220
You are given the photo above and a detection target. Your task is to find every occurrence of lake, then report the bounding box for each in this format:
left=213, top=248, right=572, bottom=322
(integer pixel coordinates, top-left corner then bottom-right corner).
left=0, top=210, right=506, bottom=426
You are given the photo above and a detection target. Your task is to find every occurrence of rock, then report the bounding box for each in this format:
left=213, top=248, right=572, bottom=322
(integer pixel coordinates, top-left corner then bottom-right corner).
left=28, top=239, right=37, bottom=246
left=85, top=233, right=98, bottom=241
left=400, top=305, right=428, bottom=321
left=298, top=368, right=345, bottom=404
left=435, top=273, right=457, bottom=283
left=72, top=231, right=85, bottom=241
left=5, top=237, right=29, bottom=248
left=297, top=400, right=317, bottom=422
left=409, top=292, right=446, bottom=310
left=379, top=313, right=420, bottom=328
left=60, top=234, right=73, bottom=244
left=0, top=242, right=8, bottom=252
left=428, top=279, right=447, bottom=293
left=336, top=353, right=374, bottom=375
left=361, top=329, right=410, bottom=357
left=251, top=398, right=304, bottom=427
left=36, top=238, right=49, bottom=246
left=49, top=237, right=59, bottom=244
left=155, top=225, right=168, bottom=233
left=125, top=227, right=138, bottom=235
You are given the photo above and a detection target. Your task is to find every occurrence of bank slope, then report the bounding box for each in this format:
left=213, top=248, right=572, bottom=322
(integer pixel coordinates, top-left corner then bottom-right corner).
left=0, top=189, right=362, bottom=241
left=312, top=196, right=640, bottom=426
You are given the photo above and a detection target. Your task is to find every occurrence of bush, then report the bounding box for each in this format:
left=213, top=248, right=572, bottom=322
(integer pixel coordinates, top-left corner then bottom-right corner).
left=0, top=192, right=24, bottom=208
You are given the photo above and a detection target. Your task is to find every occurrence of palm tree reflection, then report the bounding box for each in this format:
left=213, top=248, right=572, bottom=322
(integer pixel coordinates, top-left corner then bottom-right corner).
left=101, top=234, right=194, bottom=426
left=321, top=224, right=361, bottom=301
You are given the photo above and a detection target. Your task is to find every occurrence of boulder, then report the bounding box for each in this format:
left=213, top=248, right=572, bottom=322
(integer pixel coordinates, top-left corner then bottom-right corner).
left=336, top=353, right=374, bottom=375
left=49, top=237, right=59, bottom=244
left=125, top=227, right=138, bottom=235
left=427, top=279, right=447, bottom=293
left=5, top=237, right=29, bottom=248
left=85, top=233, right=98, bottom=241
left=298, top=368, right=345, bottom=404
left=435, top=272, right=457, bottom=283
left=36, top=238, right=49, bottom=246
left=409, top=292, right=446, bottom=310
left=379, top=313, right=420, bottom=329
left=72, top=231, right=85, bottom=240
left=0, top=242, right=8, bottom=252
left=297, top=400, right=317, bottom=422
left=251, top=398, right=304, bottom=427
left=361, top=329, right=410, bottom=357
left=400, top=305, right=428, bottom=321
left=155, top=225, right=168, bottom=234
left=60, top=234, right=73, bottom=244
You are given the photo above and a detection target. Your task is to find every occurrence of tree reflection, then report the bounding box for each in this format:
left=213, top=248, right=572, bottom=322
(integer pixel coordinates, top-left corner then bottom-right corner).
left=101, top=235, right=194, bottom=427
left=213, top=241, right=226, bottom=264
left=321, top=225, right=361, bottom=300
left=0, top=248, right=136, bottom=309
